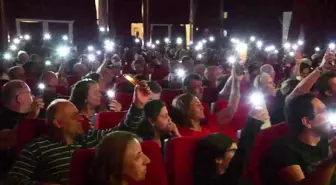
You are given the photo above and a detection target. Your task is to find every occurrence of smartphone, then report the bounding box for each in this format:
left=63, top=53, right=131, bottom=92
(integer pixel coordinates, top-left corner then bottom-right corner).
left=123, top=74, right=137, bottom=86
left=234, top=62, right=245, bottom=76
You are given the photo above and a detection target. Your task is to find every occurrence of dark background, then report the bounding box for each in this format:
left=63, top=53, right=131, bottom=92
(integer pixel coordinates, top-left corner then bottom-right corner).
left=2, top=0, right=336, bottom=51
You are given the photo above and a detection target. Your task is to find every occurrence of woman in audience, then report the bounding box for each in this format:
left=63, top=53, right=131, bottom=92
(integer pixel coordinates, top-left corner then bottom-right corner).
left=194, top=133, right=236, bottom=185
left=88, top=131, right=150, bottom=185
left=70, top=79, right=102, bottom=120
left=172, top=67, right=241, bottom=137
left=136, top=100, right=181, bottom=148
left=83, top=72, right=107, bottom=92
left=193, top=105, right=270, bottom=185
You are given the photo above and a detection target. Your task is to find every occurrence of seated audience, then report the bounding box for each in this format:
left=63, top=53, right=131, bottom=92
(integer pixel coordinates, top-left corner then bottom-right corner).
left=194, top=64, right=206, bottom=78
left=8, top=66, right=25, bottom=81
left=316, top=72, right=336, bottom=108
left=40, top=71, right=60, bottom=107
left=87, top=131, right=150, bottom=185
left=15, top=51, right=29, bottom=66
left=262, top=51, right=336, bottom=185
left=6, top=88, right=148, bottom=184
left=131, top=59, right=146, bottom=75
left=73, top=63, right=89, bottom=77
left=260, top=64, right=275, bottom=80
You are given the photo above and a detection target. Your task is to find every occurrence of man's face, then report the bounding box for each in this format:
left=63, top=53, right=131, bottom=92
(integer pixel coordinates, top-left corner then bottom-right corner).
left=55, top=102, right=84, bottom=136
left=301, top=68, right=311, bottom=78
left=305, top=98, right=330, bottom=137
left=17, top=83, right=33, bottom=113
left=189, top=79, right=203, bottom=100
left=261, top=75, right=276, bottom=97
left=152, top=106, right=171, bottom=133
left=134, top=63, right=145, bottom=74
left=206, top=67, right=222, bottom=84
left=45, top=75, right=58, bottom=93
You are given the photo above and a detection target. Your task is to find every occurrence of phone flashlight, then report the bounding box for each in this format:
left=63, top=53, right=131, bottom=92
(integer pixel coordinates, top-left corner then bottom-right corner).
left=24, top=34, right=31, bottom=40
left=329, top=43, right=336, bottom=50
left=36, top=83, right=46, bottom=97
left=176, top=37, right=183, bottom=45
left=135, top=38, right=140, bottom=43
left=327, top=113, right=336, bottom=127
left=155, top=40, right=160, bottom=45
left=3, top=53, right=12, bottom=60
left=249, top=92, right=265, bottom=109
left=107, top=89, right=115, bottom=99
left=209, top=36, right=215, bottom=42
left=62, top=35, right=68, bottom=41
left=57, top=46, right=70, bottom=57
left=176, top=68, right=186, bottom=79
left=45, top=60, right=52, bottom=66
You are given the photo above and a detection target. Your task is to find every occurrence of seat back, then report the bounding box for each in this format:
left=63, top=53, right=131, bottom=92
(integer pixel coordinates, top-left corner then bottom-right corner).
left=55, top=85, right=69, bottom=95
left=69, top=149, right=95, bottom=185
left=166, top=136, right=202, bottom=185
left=161, top=89, right=183, bottom=105
left=131, top=141, right=168, bottom=185
left=67, top=75, right=81, bottom=86
left=245, top=122, right=289, bottom=185
left=16, top=118, right=47, bottom=154
left=94, top=111, right=127, bottom=130
left=115, top=93, right=133, bottom=111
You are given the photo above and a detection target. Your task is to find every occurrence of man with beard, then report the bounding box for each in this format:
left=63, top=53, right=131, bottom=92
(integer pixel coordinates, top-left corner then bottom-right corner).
left=260, top=51, right=336, bottom=185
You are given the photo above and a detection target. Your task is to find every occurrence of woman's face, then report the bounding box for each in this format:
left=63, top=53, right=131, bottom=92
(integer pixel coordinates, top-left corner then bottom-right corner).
left=216, top=142, right=238, bottom=174
left=152, top=106, right=171, bottom=133
left=188, top=97, right=205, bottom=120
left=87, top=83, right=102, bottom=107
left=123, top=139, right=150, bottom=181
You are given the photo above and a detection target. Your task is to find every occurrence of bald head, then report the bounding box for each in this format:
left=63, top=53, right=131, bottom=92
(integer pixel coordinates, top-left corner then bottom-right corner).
left=46, top=99, right=84, bottom=135
left=17, top=51, right=29, bottom=65
left=205, top=66, right=222, bottom=86
left=41, top=71, right=58, bottom=90
left=8, top=66, right=25, bottom=81
left=2, top=80, right=33, bottom=113
left=73, top=63, right=88, bottom=77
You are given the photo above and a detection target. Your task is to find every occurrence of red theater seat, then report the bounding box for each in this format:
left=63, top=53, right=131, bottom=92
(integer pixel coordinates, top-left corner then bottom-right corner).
left=130, top=141, right=168, bottom=185
left=94, top=111, right=127, bottom=130
left=166, top=136, right=202, bottom=185
left=202, top=87, right=217, bottom=103
left=115, top=93, right=133, bottom=111
left=69, top=148, right=95, bottom=185
left=16, top=118, right=47, bottom=154
left=55, top=85, right=69, bottom=95
left=161, top=89, right=183, bottom=105
left=244, top=122, right=289, bottom=185
left=67, top=75, right=81, bottom=86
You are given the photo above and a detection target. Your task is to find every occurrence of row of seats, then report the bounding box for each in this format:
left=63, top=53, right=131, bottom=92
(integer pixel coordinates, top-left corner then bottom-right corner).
left=69, top=122, right=289, bottom=185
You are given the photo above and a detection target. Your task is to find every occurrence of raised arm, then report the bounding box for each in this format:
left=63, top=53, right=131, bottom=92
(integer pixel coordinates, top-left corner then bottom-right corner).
left=286, top=51, right=334, bottom=104
left=216, top=67, right=241, bottom=125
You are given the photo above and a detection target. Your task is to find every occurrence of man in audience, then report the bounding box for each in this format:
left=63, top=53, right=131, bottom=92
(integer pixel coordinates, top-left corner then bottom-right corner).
left=299, top=62, right=312, bottom=79
left=181, top=56, right=194, bottom=74
left=194, top=64, right=206, bottom=78
left=6, top=83, right=150, bottom=184
left=40, top=71, right=60, bottom=108
left=73, top=63, right=88, bottom=77
left=8, top=66, right=25, bottom=81
left=316, top=72, right=336, bottom=108
left=261, top=51, right=336, bottom=185
left=0, top=80, right=44, bottom=176
left=204, top=65, right=222, bottom=88
left=131, top=59, right=146, bottom=75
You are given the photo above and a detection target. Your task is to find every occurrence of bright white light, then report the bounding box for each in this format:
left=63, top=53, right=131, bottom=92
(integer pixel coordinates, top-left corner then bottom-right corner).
left=88, top=45, right=94, bottom=51
left=107, top=90, right=115, bottom=98
left=284, top=42, right=291, bottom=50
left=3, top=53, right=12, bottom=60
left=236, top=42, right=248, bottom=52
left=24, top=34, right=30, bottom=40
left=298, top=40, right=304, bottom=46
left=176, top=37, right=183, bottom=45
left=155, top=40, right=160, bottom=45
left=146, top=42, right=152, bottom=47
left=256, top=41, right=263, bottom=48
left=176, top=68, right=186, bottom=78
left=195, top=43, right=203, bottom=51
left=274, top=50, right=279, bottom=54
left=96, top=50, right=102, bottom=55
left=88, top=54, right=96, bottom=61
left=45, top=60, right=52, bottom=66
left=327, top=113, right=336, bottom=127
left=250, top=92, right=265, bottom=109
left=289, top=51, right=295, bottom=57
left=250, top=36, right=256, bottom=42
left=329, top=43, right=336, bottom=50
left=231, top=38, right=239, bottom=43
left=19, top=36, right=23, bottom=39
left=197, top=54, right=203, bottom=59
left=202, top=39, right=207, bottom=44
left=265, top=45, right=276, bottom=52
left=13, top=38, right=20, bottom=44
left=38, top=83, right=46, bottom=90
left=228, top=56, right=236, bottom=64
left=164, top=38, right=170, bottom=43
left=62, top=35, right=68, bottom=41
left=104, top=40, right=115, bottom=52
left=292, top=44, right=298, bottom=50
left=10, top=44, right=17, bottom=51
left=43, top=33, right=51, bottom=40
left=99, top=27, right=106, bottom=32
left=189, top=41, right=193, bottom=45
left=135, top=38, right=140, bottom=43
left=151, top=44, right=156, bottom=49
left=57, top=46, right=70, bottom=57
left=209, top=36, right=215, bottom=42
left=315, top=47, right=320, bottom=52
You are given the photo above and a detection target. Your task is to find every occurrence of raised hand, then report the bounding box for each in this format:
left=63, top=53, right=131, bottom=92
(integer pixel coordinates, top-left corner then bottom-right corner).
left=133, top=81, right=151, bottom=109
left=109, top=100, right=122, bottom=112
left=28, top=97, right=45, bottom=118
left=167, top=121, right=181, bottom=137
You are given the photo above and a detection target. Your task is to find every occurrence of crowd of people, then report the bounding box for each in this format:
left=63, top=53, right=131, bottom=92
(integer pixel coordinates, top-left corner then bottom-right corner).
left=1, top=34, right=336, bottom=185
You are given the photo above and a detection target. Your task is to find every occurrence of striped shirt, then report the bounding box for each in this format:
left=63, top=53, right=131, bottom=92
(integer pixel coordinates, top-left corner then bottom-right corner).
left=6, top=104, right=144, bottom=185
